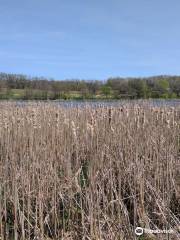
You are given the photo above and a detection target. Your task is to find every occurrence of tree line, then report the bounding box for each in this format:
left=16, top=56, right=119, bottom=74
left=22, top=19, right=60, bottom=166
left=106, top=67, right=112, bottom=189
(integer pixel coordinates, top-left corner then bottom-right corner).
left=0, top=72, right=179, bottom=100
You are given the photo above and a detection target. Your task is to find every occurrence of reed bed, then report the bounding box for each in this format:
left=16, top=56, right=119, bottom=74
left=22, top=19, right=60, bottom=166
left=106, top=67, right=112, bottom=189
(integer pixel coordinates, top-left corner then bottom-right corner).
left=0, top=101, right=179, bottom=240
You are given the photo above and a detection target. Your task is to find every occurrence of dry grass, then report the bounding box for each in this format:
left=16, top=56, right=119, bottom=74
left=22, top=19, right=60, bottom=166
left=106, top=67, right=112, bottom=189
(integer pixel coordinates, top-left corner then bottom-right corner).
left=0, top=101, right=179, bottom=240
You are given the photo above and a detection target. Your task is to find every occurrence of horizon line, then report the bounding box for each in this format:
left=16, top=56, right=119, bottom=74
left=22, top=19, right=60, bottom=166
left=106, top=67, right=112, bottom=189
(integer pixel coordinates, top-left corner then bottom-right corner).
left=0, top=71, right=180, bottom=81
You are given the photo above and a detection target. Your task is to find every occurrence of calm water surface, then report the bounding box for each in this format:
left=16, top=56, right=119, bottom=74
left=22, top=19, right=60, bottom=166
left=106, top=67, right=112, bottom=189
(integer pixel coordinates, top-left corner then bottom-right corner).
left=14, top=99, right=180, bottom=108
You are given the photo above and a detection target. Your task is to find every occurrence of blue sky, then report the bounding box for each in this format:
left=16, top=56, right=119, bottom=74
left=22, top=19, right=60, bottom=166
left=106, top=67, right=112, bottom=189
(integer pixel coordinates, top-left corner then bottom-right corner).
left=0, top=0, right=180, bottom=80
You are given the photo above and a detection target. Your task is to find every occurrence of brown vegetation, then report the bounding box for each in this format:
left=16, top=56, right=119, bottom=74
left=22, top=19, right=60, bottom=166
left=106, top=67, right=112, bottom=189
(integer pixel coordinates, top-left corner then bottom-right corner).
left=0, top=102, right=179, bottom=239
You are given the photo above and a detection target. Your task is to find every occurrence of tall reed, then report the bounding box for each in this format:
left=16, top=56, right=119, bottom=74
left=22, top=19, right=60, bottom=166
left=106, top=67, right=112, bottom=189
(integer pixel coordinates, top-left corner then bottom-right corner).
left=0, top=102, right=179, bottom=239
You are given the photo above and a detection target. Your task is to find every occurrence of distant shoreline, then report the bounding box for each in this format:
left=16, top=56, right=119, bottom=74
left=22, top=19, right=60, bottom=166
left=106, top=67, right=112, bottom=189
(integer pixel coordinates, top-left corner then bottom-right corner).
left=0, top=73, right=179, bottom=100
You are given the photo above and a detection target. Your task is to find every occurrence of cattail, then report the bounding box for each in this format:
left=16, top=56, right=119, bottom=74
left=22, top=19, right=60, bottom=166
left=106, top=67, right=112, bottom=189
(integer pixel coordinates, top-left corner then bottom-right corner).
left=71, top=120, right=77, bottom=139
left=108, top=108, right=112, bottom=125
left=87, top=123, right=94, bottom=137
left=0, top=101, right=179, bottom=239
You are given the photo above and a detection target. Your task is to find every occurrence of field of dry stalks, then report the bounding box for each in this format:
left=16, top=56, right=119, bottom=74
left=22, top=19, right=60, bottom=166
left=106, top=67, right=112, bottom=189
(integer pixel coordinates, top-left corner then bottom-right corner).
left=0, top=102, right=179, bottom=240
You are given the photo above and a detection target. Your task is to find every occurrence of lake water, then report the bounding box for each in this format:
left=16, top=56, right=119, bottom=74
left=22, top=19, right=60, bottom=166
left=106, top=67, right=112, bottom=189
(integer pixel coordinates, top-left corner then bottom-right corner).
left=13, top=99, right=180, bottom=108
